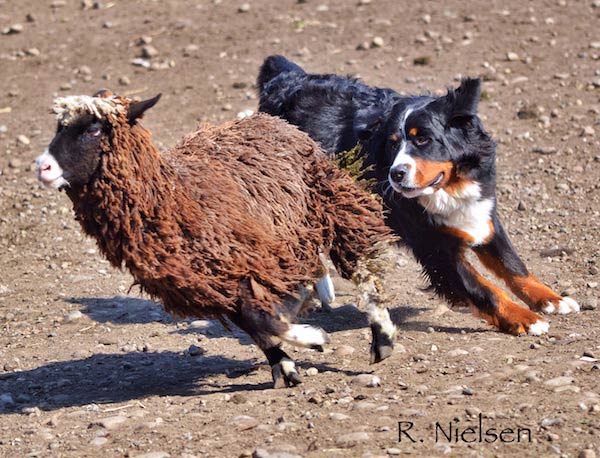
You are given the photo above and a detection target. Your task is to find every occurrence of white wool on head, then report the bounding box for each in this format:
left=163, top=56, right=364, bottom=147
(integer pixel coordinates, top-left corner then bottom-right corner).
left=52, top=95, right=126, bottom=126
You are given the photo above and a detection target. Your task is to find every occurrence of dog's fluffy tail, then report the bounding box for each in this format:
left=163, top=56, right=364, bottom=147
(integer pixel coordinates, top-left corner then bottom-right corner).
left=257, top=55, right=305, bottom=92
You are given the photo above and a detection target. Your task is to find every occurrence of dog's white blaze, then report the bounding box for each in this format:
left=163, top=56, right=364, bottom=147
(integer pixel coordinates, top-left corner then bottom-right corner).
left=281, top=324, right=329, bottom=348
left=36, top=149, right=70, bottom=189
left=528, top=319, right=549, bottom=336
left=389, top=108, right=418, bottom=191
left=315, top=274, right=335, bottom=306
left=419, top=183, right=494, bottom=246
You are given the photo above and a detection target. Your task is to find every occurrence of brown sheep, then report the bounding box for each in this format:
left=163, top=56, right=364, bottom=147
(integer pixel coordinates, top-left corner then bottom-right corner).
left=36, top=91, right=397, bottom=388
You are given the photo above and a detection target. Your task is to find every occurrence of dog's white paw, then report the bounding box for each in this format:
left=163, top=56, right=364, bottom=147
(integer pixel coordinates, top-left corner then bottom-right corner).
left=542, top=297, right=580, bottom=315
left=528, top=319, right=550, bottom=336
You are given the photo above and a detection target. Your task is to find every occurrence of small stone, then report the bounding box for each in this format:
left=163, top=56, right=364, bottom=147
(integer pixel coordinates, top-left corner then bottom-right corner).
left=371, top=37, right=384, bottom=48
left=329, top=412, right=350, bottom=421
left=532, top=146, right=557, bottom=155
left=578, top=450, right=596, bottom=458
left=544, top=376, right=575, bottom=387
left=119, top=76, right=131, bottom=86
left=335, top=345, right=355, bottom=356
left=413, top=56, right=430, bottom=66
left=16, top=135, right=30, bottom=146
left=465, top=407, right=482, bottom=417
left=133, top=453, right=170, bottom=458
left=335, top=432, right=370, bottom=448
left=356, top=42, right=370, bottom=51
left=95, top=415, right=127, bottom=430
left=506, top=52, right=519, bottom=61
left=462, top=387, right=474, bottom=395
left=238, top=3, right=251, bottom=12
left=90, top=437, right=108, bottom=447
left=231, top=415, right=258, bottom=429
left=581, top=126, right=595, bottom=137
left=582, top=300, right=597, bottom=311
left=231, top=393, right=247, bottom=404
left=447, top=349, right=468, bottom=357
left=352, top=373, right=381, bottom=387
left=8, top=158, right=22, bottom=169
left=64, top=310, right=83, bottom=322
left=387, top=449, right=401, bottom=456
left=188, top=344, right=205, bottom=356
left=305, top=367, right=318, bottom=376
left=3, top=24, right=23, bottom=34
left=189, top=319, right=211, bottom=329
left=517, top=201, right=527, bottom=211
left=141, top=45, right=159, bottom=58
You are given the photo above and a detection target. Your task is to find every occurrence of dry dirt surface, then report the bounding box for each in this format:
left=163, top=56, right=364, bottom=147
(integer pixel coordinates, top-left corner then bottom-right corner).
left=1, top=0, right=599, bottom=457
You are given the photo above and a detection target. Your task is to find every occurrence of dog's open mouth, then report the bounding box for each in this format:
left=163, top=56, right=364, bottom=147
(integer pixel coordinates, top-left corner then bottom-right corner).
left=398, top=172, right=445, bottom=196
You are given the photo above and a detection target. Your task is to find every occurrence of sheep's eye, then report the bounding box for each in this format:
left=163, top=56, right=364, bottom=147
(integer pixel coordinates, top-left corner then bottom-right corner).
left=414, top=136, right=430, bottom=147
left=86, top=125, right=102, bottom=137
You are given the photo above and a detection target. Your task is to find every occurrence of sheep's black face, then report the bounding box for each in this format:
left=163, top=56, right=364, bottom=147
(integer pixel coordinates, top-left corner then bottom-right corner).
left=38, top=114, right=109, bottom=189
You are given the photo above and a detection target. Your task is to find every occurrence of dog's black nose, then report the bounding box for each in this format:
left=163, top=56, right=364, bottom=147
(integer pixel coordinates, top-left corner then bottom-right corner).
left=390, top=164, right=409, bottom=184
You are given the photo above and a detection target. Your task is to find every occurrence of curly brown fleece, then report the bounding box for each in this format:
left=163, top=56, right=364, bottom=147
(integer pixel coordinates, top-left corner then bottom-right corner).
left=67, top=102, right=392, bottom=322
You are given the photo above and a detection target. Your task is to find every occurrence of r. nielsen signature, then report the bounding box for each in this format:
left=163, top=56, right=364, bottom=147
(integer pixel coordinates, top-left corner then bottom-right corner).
left=398, top=413, right=532, bottom=444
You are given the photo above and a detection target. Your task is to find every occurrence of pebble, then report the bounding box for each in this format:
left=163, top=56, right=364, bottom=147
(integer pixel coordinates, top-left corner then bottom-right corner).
left=16, top=135, right=30, bottom=146
left=189, top=319, right=211, bottom=329
left=386, top=449, right=401, bottom=456
left=64, top=310, right=83, bottom=322
left=2, top=24, right=23, bottom=34
left=371, top=37, right=384, bottom=48
left=188, top=344, right=205, bottom=356
left=532, top=146, right=557, bottom=155
left=582, top=299, right=597, bottom=311
left=335, top=345, right=355, bottom=356
left=305, top=367, right=318, bottom=376
left=352, top=373, right=381, bottom=387
left=90, top=437, right=108, bottom=447
left=95, top=415, right=128, bottom=430
left=238, top=3, right=251, bottom=12
left=506, top=52, right=519, bottom=61
left=119, top=76, right=131, bottom=86
left=231, top=415, right=259, bottom=429
left=544, top=376, right=575, bottom=387
left=335, top=432, right=370, bottom=448
left=581, top=126, right=595, bottom=137
left=579, top=451, right=596, bottom=458
left=0, top=393, right=15, bottom=409
left=447, top=349, right=468, bottom=357
left=0, top=125, right=7, bottom=133
left=329, top=412, right=350, bottom=421
left=133, top=453, right=170, bottom=458
left=141, top=45, right=159, bottom=58
left=8, top=158, right=22, bottom=169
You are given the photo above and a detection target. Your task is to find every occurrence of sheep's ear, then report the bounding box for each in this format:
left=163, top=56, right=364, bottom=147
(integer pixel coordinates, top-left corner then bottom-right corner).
left=128, top=94, right=162, bottom=124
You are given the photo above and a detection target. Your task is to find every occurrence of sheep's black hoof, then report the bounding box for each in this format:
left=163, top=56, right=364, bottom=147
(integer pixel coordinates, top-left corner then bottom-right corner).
left=320, top=300, right=333, bottom=313
left=271, top=358, right=303, bottom=389
left=369, top=323, right=394, bottom=364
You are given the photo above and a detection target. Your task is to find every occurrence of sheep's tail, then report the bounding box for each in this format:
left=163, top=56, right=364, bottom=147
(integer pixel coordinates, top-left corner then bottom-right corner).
left=257, top=55, right=305, bottom=92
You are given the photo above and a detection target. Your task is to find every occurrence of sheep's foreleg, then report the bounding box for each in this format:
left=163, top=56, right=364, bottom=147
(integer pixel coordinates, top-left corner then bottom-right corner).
left=354, top=266, right=397, bottom=364
left=264, top=345, right=303, bottom=388
left=315, top=254, right=336, bottom=312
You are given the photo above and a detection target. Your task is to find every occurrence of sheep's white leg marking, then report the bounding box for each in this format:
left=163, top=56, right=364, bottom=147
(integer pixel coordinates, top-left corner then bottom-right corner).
left=542, top=296, right=580, bottom=315
left=315, top=274, right=335, bottom=311
left=281, top=324, right=329, bottom=349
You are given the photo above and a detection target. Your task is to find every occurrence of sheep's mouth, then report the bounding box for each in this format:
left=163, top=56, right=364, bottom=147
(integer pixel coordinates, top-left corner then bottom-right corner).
left=398, top=172, right=445, bottom=197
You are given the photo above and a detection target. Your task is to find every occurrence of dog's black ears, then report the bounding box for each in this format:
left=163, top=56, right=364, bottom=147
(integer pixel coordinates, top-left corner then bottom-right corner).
left=444, top=78, right=481, bottom=128
left=128, top=94, right=162, bottom=125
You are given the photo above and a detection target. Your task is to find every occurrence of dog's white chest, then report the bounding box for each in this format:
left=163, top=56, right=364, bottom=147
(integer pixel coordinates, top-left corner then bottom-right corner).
left=418, top=184, right=494, bottom=246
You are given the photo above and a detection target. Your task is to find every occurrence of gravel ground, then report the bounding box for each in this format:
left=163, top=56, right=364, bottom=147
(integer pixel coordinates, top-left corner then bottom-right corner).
left=0, top=1, right=599, bottom=457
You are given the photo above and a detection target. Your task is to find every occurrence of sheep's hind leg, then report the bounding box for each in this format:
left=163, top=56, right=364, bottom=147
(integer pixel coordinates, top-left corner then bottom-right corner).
left=354, top=266, right=397, bottom=364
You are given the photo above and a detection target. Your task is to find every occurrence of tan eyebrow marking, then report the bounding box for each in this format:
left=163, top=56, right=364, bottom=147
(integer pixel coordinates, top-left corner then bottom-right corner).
left=409, top=127, right=418, bottom=137
left=390, top=133, right=399, bottom=142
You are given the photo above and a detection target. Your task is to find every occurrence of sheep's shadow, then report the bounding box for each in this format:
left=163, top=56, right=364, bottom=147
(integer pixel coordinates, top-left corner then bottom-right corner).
left=0, top=351, right=362, bottom=414
left=69, top=295, right=432, bottom=343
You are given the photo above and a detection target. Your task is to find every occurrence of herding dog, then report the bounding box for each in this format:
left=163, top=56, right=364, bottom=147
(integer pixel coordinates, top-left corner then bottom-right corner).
left=257, top=55, right=579, bottom=336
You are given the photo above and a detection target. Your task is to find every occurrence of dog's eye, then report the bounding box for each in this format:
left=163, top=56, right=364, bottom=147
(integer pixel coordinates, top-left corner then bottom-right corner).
left=414, top=136, right=430, bottom=147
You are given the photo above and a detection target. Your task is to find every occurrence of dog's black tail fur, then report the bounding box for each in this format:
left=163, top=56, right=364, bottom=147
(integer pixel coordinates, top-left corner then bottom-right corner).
left=257, top=55, right=305, bottom=92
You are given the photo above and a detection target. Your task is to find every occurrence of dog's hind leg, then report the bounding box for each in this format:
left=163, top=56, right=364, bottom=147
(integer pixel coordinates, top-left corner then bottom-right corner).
left=473, top=216, right=579, bottom=315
